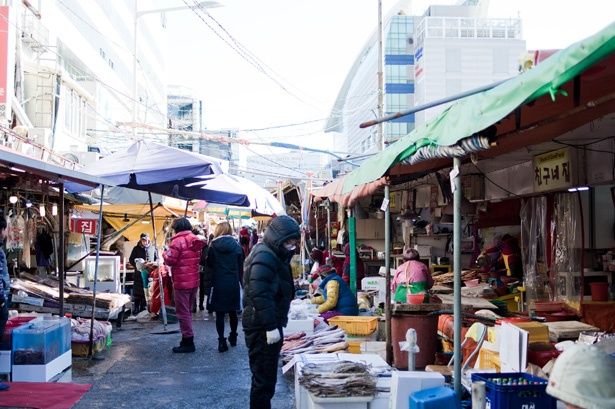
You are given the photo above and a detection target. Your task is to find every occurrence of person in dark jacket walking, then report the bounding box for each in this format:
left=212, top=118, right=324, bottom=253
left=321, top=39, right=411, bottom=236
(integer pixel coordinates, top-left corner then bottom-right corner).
left=128, top=232, right=157, bottom=314
left=202, top=221, right=244, bottom=352
left=164, top=218, right=205, bottom=353
left=242, top=215, right=300, bottom=409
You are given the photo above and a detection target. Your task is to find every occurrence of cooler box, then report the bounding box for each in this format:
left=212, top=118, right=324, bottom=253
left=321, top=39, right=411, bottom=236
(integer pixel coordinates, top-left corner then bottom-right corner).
left=389, top=371, right=445, bottom=409
left=409, top=386, right=459, bottom=409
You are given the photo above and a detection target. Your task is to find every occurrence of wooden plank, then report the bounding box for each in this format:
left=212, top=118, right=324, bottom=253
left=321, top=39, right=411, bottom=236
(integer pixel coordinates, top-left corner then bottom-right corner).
left=436, top=294, right=498, bottom=309
left=545, top=321, right=599, bottom=341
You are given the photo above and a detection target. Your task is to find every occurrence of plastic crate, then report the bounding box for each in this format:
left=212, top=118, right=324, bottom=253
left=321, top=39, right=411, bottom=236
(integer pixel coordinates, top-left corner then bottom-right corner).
left=327, top=316, right=378, bottom=336
left=72, top=336, right=107, bottom=357
left=471, top=372, right=556, bottom=409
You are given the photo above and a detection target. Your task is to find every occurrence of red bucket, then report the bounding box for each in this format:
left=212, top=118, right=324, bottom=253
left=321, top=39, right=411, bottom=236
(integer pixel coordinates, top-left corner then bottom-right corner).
left=590, top=282, right=609, bottom=301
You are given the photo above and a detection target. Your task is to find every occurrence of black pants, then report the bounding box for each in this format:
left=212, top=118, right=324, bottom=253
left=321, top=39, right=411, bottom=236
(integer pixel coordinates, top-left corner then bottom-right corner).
left=245, top=329, right=282, bottom=409
left=215, top=311, right=238, bottom=339
left=198, top=272, right=206, bottom=309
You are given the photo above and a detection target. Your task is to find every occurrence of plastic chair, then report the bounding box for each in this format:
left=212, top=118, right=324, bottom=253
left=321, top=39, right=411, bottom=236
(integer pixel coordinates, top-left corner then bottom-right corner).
left=425, top=322, right=488, bottom=377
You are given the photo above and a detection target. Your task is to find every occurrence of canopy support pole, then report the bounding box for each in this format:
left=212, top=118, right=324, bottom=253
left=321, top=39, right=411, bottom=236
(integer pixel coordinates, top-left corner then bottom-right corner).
left=326, top=203, right=331, bottom=257
left=348, top=209, right=357, bottom=297
left=453, top=157, right=462, bottom=398
left=384, top=185, right=392, bottom=365
left=149, top=192, right=169, bottom=331
left=58, top=183, right=65, bottom=317
left=88, top=185, right=105, bottom=358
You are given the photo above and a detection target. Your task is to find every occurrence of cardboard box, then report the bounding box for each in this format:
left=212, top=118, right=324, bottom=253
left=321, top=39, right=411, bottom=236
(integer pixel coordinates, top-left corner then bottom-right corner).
left=389, top=371, right=444, bottom=409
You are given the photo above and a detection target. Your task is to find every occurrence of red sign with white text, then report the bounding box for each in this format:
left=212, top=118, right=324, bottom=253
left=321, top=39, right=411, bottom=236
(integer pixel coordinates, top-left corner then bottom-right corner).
left=70, top=219, right=98, bottom=235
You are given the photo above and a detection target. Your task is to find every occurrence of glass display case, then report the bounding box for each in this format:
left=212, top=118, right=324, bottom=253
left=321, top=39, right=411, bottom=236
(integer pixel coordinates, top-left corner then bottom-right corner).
left=84, top=255, right=121, bottom=293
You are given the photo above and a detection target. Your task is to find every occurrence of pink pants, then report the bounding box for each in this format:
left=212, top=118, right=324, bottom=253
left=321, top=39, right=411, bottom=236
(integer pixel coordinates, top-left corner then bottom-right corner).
left=174, top=287, right=197, bottom=338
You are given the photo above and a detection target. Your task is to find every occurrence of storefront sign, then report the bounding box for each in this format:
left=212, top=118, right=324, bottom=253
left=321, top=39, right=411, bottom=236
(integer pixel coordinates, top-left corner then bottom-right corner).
left=533, top=148, right=572, bottom=192
left=70, top=218, right=98, bottom=235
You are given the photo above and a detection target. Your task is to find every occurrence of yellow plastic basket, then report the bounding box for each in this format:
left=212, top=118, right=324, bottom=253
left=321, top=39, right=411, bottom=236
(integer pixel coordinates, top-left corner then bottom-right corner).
left=328, top=316, right=378, bottom=336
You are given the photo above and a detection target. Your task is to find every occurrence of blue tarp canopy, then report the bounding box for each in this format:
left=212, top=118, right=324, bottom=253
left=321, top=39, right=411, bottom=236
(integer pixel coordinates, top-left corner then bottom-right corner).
left=71, top=140, right=252, bottom=206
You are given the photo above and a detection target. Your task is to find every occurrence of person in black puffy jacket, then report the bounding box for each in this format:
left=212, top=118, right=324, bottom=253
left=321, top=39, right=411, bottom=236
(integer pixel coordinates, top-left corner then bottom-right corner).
left=242, top=215, right=300, bottom=409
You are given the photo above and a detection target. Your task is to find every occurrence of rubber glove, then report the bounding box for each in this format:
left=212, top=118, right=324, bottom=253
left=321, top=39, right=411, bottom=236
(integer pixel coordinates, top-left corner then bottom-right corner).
left=266, top=329, right=281, bottom=345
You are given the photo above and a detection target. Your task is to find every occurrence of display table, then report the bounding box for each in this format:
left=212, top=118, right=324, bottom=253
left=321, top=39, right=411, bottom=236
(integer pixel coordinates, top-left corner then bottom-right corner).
left=291, top=353, right=391, bottom=409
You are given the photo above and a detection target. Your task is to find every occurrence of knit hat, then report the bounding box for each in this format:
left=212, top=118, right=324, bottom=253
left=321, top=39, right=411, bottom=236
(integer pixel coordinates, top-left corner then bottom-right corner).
left=403, top=246, right=419, bottom=261
left=316, top=264, right=336, bottom=277
left=546, top=344, right=615, bottom=409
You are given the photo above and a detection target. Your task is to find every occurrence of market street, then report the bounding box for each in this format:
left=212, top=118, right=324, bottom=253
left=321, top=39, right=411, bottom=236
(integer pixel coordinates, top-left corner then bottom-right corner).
left=72, top=314, right=294, bottom=409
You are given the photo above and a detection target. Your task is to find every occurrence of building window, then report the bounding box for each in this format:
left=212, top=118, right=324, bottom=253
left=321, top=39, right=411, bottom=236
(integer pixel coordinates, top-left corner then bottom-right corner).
left=386, top=65, right=412, bottom=83
left=385, top=93, right=409, bottom=112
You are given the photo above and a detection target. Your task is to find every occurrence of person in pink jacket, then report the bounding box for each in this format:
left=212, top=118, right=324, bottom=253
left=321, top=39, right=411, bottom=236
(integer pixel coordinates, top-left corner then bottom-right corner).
left=391, top=248, right=434, bottom=302
left=164, top=217, right=205, bottom=353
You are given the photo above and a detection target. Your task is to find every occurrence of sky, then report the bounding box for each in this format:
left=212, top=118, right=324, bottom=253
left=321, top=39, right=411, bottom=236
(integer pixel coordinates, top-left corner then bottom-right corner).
left=163, top=0, right=615, bottom=156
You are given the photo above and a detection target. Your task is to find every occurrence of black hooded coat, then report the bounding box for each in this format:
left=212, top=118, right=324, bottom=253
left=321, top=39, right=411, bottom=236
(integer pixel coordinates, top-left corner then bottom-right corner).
left=242, top=216, right=300, bottom=332
left=202, top=235, right=244, bottom=312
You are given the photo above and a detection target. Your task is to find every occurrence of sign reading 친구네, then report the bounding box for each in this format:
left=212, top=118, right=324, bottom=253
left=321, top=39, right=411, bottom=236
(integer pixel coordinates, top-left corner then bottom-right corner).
left=533, top=148, right=572, bottom=193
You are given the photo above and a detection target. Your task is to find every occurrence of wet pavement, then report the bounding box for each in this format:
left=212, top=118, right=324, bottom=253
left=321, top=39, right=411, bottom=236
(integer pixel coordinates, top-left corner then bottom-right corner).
left=72, top=312, right=295, bottom=409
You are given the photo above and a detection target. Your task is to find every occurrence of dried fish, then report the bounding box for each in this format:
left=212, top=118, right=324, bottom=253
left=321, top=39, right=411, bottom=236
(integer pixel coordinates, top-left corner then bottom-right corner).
left=299, top=361, right=376, bottom=398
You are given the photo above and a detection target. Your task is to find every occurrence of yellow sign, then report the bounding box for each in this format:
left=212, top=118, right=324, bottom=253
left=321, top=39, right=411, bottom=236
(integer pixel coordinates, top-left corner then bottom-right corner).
left=533, top=148, right=572, bottom=192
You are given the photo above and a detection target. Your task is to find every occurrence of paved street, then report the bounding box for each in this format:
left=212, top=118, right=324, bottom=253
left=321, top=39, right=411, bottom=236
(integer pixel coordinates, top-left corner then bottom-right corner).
left=72, top=313, right=294, bottom=409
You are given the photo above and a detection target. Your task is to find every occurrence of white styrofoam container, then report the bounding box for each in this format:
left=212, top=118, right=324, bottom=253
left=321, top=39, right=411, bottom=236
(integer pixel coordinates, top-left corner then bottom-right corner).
left=389, top=371, right=444, bottom=409
left=11, top=349, right=72, bottom=382
left=308, top=394, right=373, bottom=409
left=285, top=319, right=314, bottom=335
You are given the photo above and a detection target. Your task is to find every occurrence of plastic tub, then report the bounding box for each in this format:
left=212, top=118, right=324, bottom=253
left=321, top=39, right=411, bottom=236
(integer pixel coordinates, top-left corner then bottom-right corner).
left=590, top=282, right=609, bottom=301
left=406, top=294, right=425, bottom=305
left=327, top=316, right=378, bottom=336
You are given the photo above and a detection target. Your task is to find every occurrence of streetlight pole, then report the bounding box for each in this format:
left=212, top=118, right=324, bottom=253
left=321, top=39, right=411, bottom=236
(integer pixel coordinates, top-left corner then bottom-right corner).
left=132, top=1, right=221, bottom=142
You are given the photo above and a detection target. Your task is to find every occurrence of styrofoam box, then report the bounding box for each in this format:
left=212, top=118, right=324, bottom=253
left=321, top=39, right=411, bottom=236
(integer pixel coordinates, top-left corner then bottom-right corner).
left=12, top=349, right=71, bottom=382
left=285, top=319, right=314, bottom=335
left=308, top=394, right=373, bottom=409
left=0, top=350, right=10, bottom=374
left=389, top=371, right=444, bottom=409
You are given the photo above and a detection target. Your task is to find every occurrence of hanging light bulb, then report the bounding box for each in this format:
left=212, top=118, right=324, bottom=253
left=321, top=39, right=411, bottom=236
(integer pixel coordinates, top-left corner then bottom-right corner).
left=52, top=204, right=58, bottom=216
left=9, top=195, right=18, bottom=204
left=39, top=204, right=46, bottom=218
left=25, top=199, right=32, bottom=208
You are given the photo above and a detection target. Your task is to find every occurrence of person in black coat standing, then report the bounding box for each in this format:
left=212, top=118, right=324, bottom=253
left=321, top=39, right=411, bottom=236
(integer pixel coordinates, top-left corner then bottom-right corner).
left=202, top=221, right=244, bottom=352
left=128, top=232, right=157, bottom=314
left=242, top=215, right=300, bottom=409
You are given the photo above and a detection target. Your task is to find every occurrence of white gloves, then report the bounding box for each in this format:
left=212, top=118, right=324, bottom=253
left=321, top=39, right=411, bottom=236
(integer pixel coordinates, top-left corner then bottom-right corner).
left=266, top=329, right=281, bottom=345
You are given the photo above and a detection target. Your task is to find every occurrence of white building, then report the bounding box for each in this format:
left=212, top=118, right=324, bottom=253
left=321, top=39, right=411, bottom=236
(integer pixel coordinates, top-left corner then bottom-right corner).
left=2, top=0, right=168, bottom=162
left=327, top=0, right=526, bottom=170
left=413, top=3, right=525, bottom=124
left=235, top=149, right=329, bottom=189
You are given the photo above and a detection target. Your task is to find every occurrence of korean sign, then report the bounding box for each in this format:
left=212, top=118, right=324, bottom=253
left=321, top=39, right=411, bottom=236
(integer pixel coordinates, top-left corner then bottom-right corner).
left=70, top=219, right=98, bottom=235
left=533, top=148, right=572, bottom=193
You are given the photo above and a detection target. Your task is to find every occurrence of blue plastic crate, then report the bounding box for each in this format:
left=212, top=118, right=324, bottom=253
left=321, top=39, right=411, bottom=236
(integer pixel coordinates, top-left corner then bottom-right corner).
left=471, top=372, right=556, bottom=409
left=410, top=386, right=459, bottom=409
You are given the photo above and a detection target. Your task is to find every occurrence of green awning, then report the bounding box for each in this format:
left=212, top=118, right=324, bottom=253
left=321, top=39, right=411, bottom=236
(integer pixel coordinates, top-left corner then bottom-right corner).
left=342, top=21, right=615, bottom=194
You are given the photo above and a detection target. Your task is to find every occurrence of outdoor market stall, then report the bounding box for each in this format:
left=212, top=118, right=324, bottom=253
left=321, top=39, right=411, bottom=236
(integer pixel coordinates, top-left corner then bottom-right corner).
left=312, top=21, right=615, bottom=403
